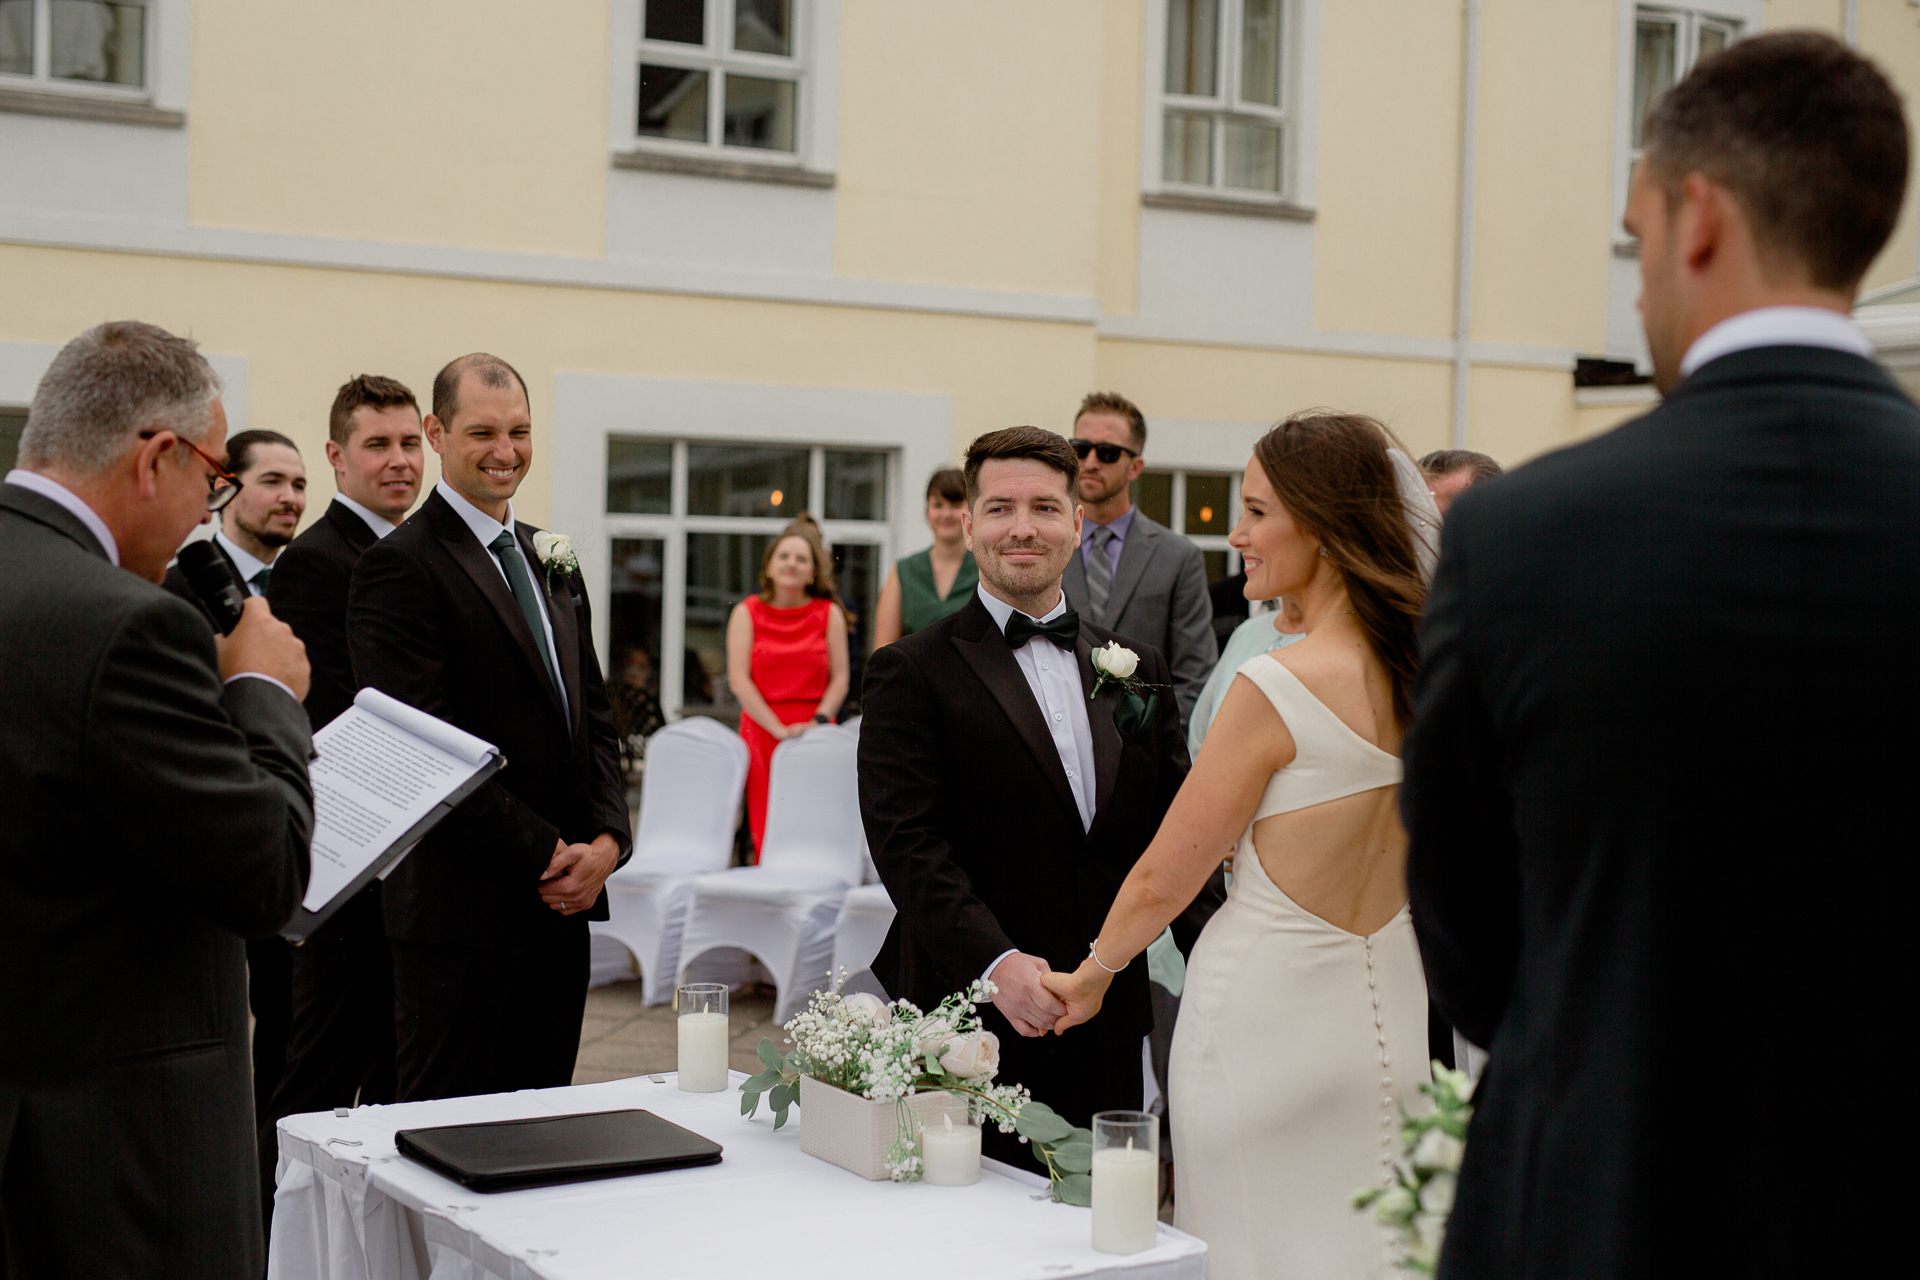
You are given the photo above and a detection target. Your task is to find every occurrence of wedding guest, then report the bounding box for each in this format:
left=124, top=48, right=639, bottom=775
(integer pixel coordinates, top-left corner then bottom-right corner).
left=611, top=646, right=667, bottom=772
left=1, top=321, right=312, bottom=1276
left=859, top=426, right=1218, bottom=1166
left=1046, top=414, right=1442, bottom=1279
left=1417, top=448, right=1502, bottom=514
left=1187, top=595, right=1306, bottom=758
left=259, top=374, right=423, bottom=1235
left=872, top=467, right=976, bottom=646
left=1062, top=392, right=1217, bottom=728
left=1405, top=33, right=1914, bottom=1278
left=349, top=353, right=630, bottom=1101
left=727, top=515, right=850, bottom=857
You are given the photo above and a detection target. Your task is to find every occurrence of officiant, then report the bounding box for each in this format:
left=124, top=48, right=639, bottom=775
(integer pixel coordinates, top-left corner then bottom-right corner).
left=859, top=426, right=1220, bottom=1162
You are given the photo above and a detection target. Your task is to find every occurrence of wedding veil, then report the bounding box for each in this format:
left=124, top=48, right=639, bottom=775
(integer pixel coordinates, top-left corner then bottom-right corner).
left=1387, top=448, right=1443, bottom=585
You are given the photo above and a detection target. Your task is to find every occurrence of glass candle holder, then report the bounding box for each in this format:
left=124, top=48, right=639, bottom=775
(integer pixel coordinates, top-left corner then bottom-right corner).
left=676, top=983, right=729, bottom=1092
left=917, top=1093, right=982, bottom=1186
left=1091, top=1110, right=1159, bottom=1255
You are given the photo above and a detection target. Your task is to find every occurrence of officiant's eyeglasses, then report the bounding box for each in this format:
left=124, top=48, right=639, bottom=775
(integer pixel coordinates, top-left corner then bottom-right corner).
left=139, top=430, right=243, bottom=513
left=1070, top=439, right=1139, bottom=465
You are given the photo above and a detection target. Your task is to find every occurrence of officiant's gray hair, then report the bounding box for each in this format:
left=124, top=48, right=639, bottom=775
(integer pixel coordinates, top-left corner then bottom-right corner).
left=19, top=321, right=222, bottom=476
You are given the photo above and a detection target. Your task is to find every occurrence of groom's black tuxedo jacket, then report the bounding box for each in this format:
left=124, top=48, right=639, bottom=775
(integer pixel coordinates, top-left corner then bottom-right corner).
left=1405, top=346, right=1920, bottom=1279
left=859, top=593, right=1196, bottom=1051
left=348, top=489, right=631, bottom=946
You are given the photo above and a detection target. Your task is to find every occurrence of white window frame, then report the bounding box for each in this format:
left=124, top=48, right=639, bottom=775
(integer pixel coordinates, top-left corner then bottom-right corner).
left=1139, top=465, right=1241, bottom=578
left=1142, top=0, right=1296, bottom=208
left=631, top=0, right=809, bottom=169
left=0, top=0, right=154, bottom=101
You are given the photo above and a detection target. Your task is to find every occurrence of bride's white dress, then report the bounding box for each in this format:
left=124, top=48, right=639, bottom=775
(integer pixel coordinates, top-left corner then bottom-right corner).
left=1169, top=656, right=1431, bottom=1279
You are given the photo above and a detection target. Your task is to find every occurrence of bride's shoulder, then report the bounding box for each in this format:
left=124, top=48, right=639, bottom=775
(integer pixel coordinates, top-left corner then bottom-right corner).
left=1264, top=634, right=1368, bottom=702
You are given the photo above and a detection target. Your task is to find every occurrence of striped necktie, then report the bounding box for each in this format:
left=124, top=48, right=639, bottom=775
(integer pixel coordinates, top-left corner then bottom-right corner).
left=1085, top=525, right=1114, bottom=623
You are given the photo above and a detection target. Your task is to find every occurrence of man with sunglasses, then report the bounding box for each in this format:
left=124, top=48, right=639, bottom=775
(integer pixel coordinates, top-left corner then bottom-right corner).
left=1062, top=391, right=1216, bottom=728
left=0, top=321, right=312, bottom=1276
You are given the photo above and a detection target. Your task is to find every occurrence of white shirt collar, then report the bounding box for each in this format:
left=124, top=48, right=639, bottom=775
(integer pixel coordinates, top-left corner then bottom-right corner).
left=332, top=492, right=400, bottom=539
left=975, top=582, right=1069, bottom=634
left=213, top=529, right=272, bottom=588
left=1679, top=305, right=1874, bottom=378
left=435, top=478, right=515, bottom=548
left=4, top=469, right=120, bottom=566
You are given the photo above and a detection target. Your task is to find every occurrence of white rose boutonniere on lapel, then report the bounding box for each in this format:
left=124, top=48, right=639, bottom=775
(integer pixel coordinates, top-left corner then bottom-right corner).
left=1089, top=640, right=1164, bottom=735
left=531, top=530, right=579, bottom=591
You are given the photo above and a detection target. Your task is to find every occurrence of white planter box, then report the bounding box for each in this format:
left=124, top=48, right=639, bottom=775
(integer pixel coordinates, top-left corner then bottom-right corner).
left=798, top=1076, right=955, bottom=1180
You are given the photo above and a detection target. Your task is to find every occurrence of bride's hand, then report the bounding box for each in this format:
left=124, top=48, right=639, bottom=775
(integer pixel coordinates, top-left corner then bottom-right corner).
left=1040, top=962, right=1112, bottom=1035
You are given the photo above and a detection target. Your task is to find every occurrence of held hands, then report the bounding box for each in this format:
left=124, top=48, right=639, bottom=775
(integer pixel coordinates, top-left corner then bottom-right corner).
left=988, top=952, right=1068, bottom=1038
left=215, top=596, right=311, bottom=702
left=540, top=833, right=621, bottom=914
left=1040, top=961, right=1114, bottom=1036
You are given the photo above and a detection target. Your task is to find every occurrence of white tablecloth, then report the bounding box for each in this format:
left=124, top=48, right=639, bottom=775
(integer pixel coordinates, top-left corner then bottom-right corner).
left=269, top=1072, right=1207, bottom=1280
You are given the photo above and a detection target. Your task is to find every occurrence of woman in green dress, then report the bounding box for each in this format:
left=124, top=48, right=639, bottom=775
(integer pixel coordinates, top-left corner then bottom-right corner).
left=873, top=467, right=977, bottom=646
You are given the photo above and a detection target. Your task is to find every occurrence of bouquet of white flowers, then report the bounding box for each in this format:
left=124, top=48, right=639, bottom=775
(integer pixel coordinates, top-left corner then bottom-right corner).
left=1351, top=1061, right=1475, bottom=1273
left=740, top=979, right=1096, bottom=1202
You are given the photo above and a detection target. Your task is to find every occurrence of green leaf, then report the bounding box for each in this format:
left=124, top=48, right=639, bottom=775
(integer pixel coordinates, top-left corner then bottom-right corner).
left=770, top=1081, right=798, bottom=1113
left=743, top=1068, right=783, bottom=1093
left=1049, top=1139, right=1093, bottom=1174
left=772, top=1098, right=793, bottom=1130
left=740, top=1090, right=760, bottom=1117
left=758, top=1038, right=784, bottom=1072
left=1015, top=1103, right=1074, bottom=1145
left=1052, top=1172, right=1093, bottom=1206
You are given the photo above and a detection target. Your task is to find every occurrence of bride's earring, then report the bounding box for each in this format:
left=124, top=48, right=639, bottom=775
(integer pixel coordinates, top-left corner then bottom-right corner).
left=1318, top=547, right=1329, bottom=559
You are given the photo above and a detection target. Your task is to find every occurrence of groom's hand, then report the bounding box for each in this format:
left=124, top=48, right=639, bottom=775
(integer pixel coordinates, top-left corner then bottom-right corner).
left=540, top=833, right=621, bottom=914
left=988, top=952, right=1067, bottom=1038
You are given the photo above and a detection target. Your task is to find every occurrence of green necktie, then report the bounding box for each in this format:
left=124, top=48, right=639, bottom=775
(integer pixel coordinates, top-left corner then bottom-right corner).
left=488, top=530, right=563, bottom=702
left=250, top=567, right=271, bottom=595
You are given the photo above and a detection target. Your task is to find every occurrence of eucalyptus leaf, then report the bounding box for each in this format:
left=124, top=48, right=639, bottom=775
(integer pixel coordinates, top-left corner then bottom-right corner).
left=1050, top=1139, right=1093, bottom=1174
left=743, top=1068, right=782, bottom=1093
left=740, top=1090, right=760, bottom=1117
left=1053, top=1172, right=1093, bottom=1206
left=772, top=1100, right=791, bottom=1130
left=757, top=1038, right=784, bottom=1072
left=771, top=1081, right=798, bottom=1113
left=1016, top=1103, right=1074, bottom=1144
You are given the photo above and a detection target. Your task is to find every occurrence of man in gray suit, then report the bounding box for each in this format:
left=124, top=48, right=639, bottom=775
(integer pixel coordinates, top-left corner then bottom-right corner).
left=1061, top=392, right=1217, bottom=727
left=0, top=322, right=314, bottom=1277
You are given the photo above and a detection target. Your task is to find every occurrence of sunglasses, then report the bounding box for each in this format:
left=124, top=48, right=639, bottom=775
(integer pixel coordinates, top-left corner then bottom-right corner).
left=1070, top=439, right=1140, bottom=465
left=139, top=429, right=244, bottom=513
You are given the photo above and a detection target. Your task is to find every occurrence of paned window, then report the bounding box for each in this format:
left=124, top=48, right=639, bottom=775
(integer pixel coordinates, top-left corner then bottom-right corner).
left=1630, top=8, right=1738, bottom=160
left=1159, top=0, right=1287, bottom=199
left=1135, top=467, right=1240, bottom=585
left=606, top=437, right=891, bottom=721
left=635, top=0, right=802, bottom=158
left=0, top=0, right=147, bottom=90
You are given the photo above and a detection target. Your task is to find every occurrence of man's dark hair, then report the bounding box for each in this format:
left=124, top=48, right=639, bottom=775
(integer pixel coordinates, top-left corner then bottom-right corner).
left=328, top=374, right=419, bottom=447
left=224, top=428, right=299, bottom=477
left=1419, top=449, right=1503, bottom=482
left=963, top=426, right=1080, bottom=505
left=925, top=467, right=966, bottom=504
left=1075, top=391, right=1147, bottom=452
left=431, top=353, right=530, bottom=427
left=1642, top=30, right=1908, bottom=289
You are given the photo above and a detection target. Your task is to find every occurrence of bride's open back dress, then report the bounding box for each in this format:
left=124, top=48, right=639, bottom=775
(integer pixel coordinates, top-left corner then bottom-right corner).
left=1169, top=654, right=1431, bottom=1279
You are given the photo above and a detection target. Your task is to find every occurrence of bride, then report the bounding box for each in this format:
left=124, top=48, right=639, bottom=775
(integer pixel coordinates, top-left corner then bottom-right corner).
left=1044, top=412, right=1440, bottom=1279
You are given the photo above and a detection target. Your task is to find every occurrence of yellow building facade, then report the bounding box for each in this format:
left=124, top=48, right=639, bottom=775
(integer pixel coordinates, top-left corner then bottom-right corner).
left=4, top=0, right=1918, bottom=713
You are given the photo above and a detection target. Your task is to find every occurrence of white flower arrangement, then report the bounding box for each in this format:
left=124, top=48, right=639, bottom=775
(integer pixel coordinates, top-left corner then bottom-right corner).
left=740, top=977, right=1097, bottom=1202
left=1351, top=1062, right=1475, bottom=1274
left=530, top=529, right=579, bottom=590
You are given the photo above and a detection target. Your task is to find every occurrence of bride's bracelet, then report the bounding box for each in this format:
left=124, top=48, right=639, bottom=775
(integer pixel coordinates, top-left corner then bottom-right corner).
left=1087, top=940, right=1125, bottom=974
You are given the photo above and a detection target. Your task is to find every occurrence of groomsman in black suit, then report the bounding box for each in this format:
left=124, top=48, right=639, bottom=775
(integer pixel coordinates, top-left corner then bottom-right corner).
left=259, top=376, right=423, bottom=1215
left=349, top=353, right=630, bottom=1101
left=1404, top=34, right=1915, bottom=1279
left=860, top=426, right=1210, bottom=1160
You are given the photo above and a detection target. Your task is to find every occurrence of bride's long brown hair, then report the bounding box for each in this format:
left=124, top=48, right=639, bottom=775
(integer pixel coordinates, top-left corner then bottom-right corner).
left=1252, top=412, right=1427, bottom=726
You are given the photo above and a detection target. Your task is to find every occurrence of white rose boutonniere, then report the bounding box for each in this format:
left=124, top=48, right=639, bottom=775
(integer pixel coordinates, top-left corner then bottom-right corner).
left=531, top=530, right=579, bottom=591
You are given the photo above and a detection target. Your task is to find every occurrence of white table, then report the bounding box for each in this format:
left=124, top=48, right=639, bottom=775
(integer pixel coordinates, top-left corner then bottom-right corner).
left=269, top=1072, right=1207, bottom=1280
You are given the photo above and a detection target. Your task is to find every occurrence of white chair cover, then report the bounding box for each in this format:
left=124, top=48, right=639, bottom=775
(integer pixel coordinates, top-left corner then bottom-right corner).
left=590, top=717, right=748, bottom=1004
left=678, top=724, right=865, bottom=1023
left=829, top=882, right=896, bottom=995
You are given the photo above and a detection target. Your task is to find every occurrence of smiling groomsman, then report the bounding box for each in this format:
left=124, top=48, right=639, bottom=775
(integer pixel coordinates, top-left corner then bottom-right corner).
left=349, top=354, right=630, bottom=1101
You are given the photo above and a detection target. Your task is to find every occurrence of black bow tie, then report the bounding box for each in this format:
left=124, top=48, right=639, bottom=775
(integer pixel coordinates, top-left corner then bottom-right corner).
left=1004, top=609, right=1080, bottom=651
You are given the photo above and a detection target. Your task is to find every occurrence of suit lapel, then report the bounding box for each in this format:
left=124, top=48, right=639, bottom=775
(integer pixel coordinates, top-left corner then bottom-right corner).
left=1078, top=631, right=1123, bottom=813
left=949, top=600, right=1081, bottom=824
left=326, top=499, right=380, bottom=555
left=523, top=523, right=584, bottom=741
left=428, top=493, right=568, bottom=725
left=1102, top=517, right=1156, bottom=623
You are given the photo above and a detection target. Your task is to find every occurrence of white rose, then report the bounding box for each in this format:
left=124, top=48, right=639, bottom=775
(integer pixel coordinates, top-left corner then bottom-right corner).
left=936, top=1031, right=1001, bottom=1080
left=532, top=530, right=574, bottom=565
left=1093, top=641, right=1139, bottom=680
left=1410, top=1128, right=1465, bottom=1174
left=911, top=1017, right=954, bottom=1059
left=1418, top=1170, right=1456, bottom=1216
left=840, top=992, right=892, bottom=1027
left=1414, top=1211, right=1448, bottom=1253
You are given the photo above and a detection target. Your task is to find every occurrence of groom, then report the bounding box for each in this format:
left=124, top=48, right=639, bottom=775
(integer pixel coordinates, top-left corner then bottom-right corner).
left=859, top=426, right=1202, bottom=1157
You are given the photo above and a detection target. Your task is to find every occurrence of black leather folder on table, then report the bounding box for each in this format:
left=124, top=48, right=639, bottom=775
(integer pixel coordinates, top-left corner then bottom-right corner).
left=396, top=1110, right=723, bottom=1192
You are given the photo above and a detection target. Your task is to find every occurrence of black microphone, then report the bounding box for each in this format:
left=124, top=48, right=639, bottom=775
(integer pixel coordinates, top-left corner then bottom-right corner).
left=175, top=540, right=249, bottom=635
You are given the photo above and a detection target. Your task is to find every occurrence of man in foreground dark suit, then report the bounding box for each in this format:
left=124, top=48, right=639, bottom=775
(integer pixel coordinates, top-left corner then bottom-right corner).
left=1404, top=34, right=1915, bottom=1278
left=0, top=321, right=313, bottom=1277
left=350, top=353, right=630, bottom=1101
left=259, top=375, right=424, bottom=1225
left=859, top=426, right=1212, bottom=1163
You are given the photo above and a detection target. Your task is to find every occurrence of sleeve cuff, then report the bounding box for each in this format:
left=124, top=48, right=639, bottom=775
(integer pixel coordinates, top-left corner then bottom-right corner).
left=224, top=671, right=299, bottom=702
left=981, top=948, right=1020, bottom=988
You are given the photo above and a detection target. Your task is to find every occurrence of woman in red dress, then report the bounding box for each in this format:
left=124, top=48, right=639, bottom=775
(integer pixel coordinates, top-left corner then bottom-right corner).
left=726, top=518, right=850, bottom=859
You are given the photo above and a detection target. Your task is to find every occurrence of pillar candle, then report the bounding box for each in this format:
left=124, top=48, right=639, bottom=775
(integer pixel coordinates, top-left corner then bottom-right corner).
left=919, top=1112, right=981, bottom=1186
left=677, top=1010, right=729, bottom=1092
left=1091, top=1142, right=1158, bottom=1254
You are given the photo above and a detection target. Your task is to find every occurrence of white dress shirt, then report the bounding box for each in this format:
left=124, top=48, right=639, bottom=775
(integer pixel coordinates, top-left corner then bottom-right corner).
left=213, top=530, right=272, bottom=595
left=435, top=479, right=569, bottom=721
left=974, top=582, right=1099, bottom=984
left=331, top=492, right=399, bottom=540
left=1679, top=305, right=1874, bottom=378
